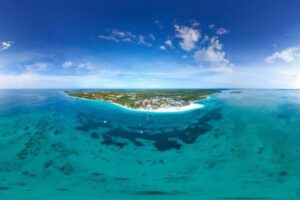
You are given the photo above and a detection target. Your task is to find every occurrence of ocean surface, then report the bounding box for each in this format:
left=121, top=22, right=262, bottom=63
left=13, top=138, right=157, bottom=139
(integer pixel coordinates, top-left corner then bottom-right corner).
left=0, top=89, right=300, bottom=200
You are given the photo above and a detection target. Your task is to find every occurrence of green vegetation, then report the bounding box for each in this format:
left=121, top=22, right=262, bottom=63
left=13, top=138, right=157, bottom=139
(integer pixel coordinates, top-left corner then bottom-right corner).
left=66, top=89, right=220, bottom=110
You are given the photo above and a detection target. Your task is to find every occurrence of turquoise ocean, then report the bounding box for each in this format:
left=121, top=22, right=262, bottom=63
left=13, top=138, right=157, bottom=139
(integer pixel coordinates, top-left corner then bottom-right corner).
left=0, top=89, right=300, bottom=200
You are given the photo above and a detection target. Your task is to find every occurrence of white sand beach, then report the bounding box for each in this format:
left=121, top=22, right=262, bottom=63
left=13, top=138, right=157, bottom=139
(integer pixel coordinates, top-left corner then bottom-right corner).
left=112, top=102, right=204, bottom=113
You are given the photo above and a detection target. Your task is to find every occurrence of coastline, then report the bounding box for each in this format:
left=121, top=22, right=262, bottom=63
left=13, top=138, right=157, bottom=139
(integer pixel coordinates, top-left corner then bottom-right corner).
left=110, top=101, right=205, bottom=113
left=66, top=93, right=205, bottom=113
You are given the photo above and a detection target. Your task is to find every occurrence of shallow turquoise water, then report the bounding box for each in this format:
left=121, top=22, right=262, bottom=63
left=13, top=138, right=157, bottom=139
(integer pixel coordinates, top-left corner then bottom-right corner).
left=0, top=89, right=300, bottom=199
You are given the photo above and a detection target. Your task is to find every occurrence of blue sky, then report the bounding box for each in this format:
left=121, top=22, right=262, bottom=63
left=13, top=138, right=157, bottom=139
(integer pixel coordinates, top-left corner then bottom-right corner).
left=0, top=0, right=300, bottom=88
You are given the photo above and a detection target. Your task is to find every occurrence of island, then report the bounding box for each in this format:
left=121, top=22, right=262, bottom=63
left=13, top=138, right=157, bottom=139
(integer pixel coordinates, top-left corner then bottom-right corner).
left=65, top=89, right=220, bottom=112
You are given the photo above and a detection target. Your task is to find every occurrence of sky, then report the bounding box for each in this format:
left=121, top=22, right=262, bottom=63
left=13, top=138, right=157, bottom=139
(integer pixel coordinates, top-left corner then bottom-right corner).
left=0, top=0, right=300, bottom=88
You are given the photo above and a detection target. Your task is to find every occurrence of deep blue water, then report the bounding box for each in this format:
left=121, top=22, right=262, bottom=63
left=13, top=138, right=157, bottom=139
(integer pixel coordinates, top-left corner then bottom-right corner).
left=0, top=89, right=300, bottom=199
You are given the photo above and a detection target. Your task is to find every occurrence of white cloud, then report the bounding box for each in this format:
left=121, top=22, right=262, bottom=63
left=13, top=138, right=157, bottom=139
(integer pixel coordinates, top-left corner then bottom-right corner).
left=0, top=41, right=13, bottom=51
left=209, top=24, right=215, bottom=29
left=62, top=61, right=74, bottom=68
left=165, top=39, right=173, bottom=47
left=98, top=29, right=153, bottom=47
left=62, top=61, right=95, bottom=71
left=159, top=40, right=173, bottom=50
left=265, top=47, right=300, bottom=63
left=77, top=62, right=95, bottom=71
left=154, top=20, right=163, bottom=29
left=190, top=19, right=200, bottom=27
left=194, top=36, right=229, bottom=64
left=149, top=34, right=156, bottom=40
left=137, top=35, right=152, bottom=47
left=175, top=25, right=201, bottom=51
left=216, top=28, right=230, bottom=35
left=26, top=62, right=48, bottom=72
left=98, top=29, right=135, bottom=42
left=193, top=36, right=233, bottom=73
left=201, top=35, right=209, bottom=44
left=160, top=45, right=166, bottom=50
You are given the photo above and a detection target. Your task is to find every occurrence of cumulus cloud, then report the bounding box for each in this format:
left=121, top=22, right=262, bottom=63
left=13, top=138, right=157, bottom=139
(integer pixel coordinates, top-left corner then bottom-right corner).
left=62, top=61, right=73, bottom=68
left=194, top=36, right=229, bottom=64
left=0, top=41, right=13, bottom=51
left=216, top=28, right=230, bottom=35
left=193, top=36, right=233, bottom=73
left=265, top=47, right=300, bottom=63
left=77, top=62, right=95, bottom=71
left=160, top=45, right=166, bottom=50
left=165, top=39, right=173, bottom=47
left=159, top=39, right=173, bottom=50
left=98, top=29, right=153, bottom=47
left=175, top=25, right=201, bottom=51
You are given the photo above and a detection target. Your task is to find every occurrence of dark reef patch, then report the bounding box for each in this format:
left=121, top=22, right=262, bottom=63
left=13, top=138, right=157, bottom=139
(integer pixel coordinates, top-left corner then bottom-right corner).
left=87, top=172, right=107, bottom=183
left=59, top=164, right=74, bottom=176
left=90, top=132, right=100, bottom=139
left=75, top=107, right=222, bottom=151
left=295, top=188, right=300, bottom=196
left=154, top=139, right=181, bottom=151
left=44, top=160, right=54, bottom=169
left=10, top=182, right=27, bottom=187
left=135, top=190, right=184, bottom=195
left=101, top=135, right=126, bottom=148
left=22, top=171, right=37, bottom=177
left=103, top=107, right=221, bottom=151
left=0, top=186, right=9, bottom=191
left=17, top=134, right=42, bottom=160
left=57, top=188, right=69, bottom=192
left=53, top=129, right=60, bottom=135
left=114, top=177, right=131, bottom=181
left=75, top=112, right=111, bottom=132
left=17, top=118, right=50, bottom=160
left=278, top=170, right=288, bottom=177
left=277, top=103, right=300, bottom=120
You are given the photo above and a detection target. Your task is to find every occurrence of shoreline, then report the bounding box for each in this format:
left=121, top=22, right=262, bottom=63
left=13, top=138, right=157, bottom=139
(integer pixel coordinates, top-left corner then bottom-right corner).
left=110, top=101, right=205, bottom=113
left=66, top=93, right=205, bottom=113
